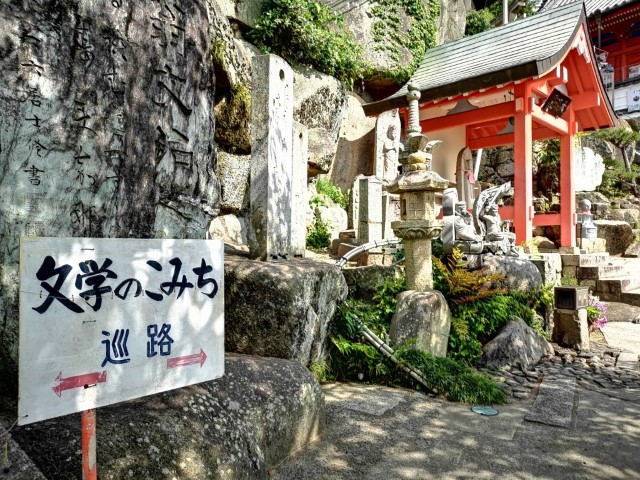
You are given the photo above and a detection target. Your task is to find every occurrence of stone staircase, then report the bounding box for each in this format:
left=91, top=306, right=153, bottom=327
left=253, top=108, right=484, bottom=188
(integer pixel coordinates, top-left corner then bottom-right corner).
left=570, top=253, right=640, bottom=306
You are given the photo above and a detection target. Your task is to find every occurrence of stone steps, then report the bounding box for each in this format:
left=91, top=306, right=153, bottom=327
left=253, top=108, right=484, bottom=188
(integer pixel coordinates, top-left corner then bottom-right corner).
left=577, top=264, right=628, bottom=280
left=620, top=288, right=640, bottom=307
left=596, top=276, right=640, bottom=296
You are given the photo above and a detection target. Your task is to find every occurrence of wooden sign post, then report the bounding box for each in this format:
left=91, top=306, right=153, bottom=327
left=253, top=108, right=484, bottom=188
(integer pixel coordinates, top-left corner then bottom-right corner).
left=18, top=238, right=225, bottom=476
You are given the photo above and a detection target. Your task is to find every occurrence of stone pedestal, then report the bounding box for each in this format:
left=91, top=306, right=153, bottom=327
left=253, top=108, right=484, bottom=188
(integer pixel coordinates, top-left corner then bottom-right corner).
left=578, top=237, right=607, bottom=253
left=390, top=290, right=451, bottom=357
left=552, top=309, right=590, bottom=351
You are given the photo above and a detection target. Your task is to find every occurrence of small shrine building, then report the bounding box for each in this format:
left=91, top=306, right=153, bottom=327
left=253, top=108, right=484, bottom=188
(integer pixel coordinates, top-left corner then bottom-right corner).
left=363, top=1, right=617, bottom=247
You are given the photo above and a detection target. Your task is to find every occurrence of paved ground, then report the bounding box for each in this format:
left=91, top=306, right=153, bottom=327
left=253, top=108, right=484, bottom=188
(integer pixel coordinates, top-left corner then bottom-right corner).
left=272, top=313, right=640, bottom=480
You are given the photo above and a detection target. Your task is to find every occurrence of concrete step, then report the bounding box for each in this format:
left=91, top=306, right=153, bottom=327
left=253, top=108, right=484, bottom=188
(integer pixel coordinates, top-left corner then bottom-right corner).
left=577, top=264, right=628, bottom=280
left=620, top=288, right=640, bottom=307
left=595, top=276, right=640, bottom=295
left=561, top=252, right=610, bottom=267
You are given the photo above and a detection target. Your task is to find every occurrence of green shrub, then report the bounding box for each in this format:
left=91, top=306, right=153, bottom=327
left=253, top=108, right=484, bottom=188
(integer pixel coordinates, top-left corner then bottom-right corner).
left=306, top=217, right=331, bottom=250
left=465, top=9, right=494, bottom=36
left=597, top=157, right=640, bottom=198
left=327, top=277, right=506, bottom=404
left=247, top=0, right=367, bottom=88
left=315, top=178, right=349, bottom=210
left=433, top=248, right=548, bottom=364
left=370, top=0, right=440, bottom=84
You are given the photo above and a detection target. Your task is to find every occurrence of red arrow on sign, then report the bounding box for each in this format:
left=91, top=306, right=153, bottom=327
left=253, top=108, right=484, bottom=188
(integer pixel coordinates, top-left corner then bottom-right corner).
left=167, top=349, right=207, bottom=369
left=52, top=371, right=107, bottom=397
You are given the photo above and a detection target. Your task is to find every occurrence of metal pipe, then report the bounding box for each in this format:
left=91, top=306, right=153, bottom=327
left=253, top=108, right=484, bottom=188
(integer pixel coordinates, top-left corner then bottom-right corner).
left=502, top=0, right=508, bottom=25
left=336, top=238, right=401, bottom=267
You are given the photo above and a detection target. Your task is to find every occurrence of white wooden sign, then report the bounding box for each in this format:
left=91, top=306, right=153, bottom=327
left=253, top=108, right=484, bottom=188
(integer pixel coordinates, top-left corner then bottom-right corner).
left=18, top=238, right=224, bottom=425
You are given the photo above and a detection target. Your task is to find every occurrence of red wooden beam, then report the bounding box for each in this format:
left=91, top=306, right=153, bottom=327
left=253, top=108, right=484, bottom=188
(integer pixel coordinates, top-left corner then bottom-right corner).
left=531, top=102, right=569, bottom=135
left=421, top=101, right=515, bottom=133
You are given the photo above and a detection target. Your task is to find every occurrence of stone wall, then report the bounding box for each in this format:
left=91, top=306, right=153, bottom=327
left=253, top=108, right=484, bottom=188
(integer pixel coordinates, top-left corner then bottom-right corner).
left=0, top=0, right=218, bottom=384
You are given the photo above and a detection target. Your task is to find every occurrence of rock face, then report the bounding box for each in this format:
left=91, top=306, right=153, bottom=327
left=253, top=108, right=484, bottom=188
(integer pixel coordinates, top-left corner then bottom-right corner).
left=390, top=290, right=451, bottom=357
left=217, top=152, right=251, bottom=213
left=294, top=67, right=349, bottom=176
left=341, top=265, right=403, bottom=300
left=225, top=258, right=348, bottom=365
left=481, top=318, right=553, bottom=370
left=594, top=220, right=635, bottom=255
left=329, top=94, right=376, bottom=192
left=11, top=354, right=325, bottom=480
left=480, top=256, right=543, bottom=292
left=0, top=0, right=218, bottom=382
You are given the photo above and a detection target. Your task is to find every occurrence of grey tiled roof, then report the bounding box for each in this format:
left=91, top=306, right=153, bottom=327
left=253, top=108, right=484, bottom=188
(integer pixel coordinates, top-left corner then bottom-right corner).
left=539, top=0, right=636, bottom=16
left=363, top=1, right=585, bottom=115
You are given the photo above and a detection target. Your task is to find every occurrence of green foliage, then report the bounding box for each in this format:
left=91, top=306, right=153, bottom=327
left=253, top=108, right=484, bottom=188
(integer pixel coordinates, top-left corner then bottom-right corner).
left=315, top=178, right=349, bottom=210
left=465, top=0, right=536, bottom=36
left=396, top=348, right=506, bottom=404
left=596, top=157, right=640, bottom=198
left=432, top=248, right=506, bottom=306
left=465, top=9, right=494, bottom=36
left=247, top=0, right=367, bottom=88
left=537, top=138, right=560, bottom=167
left=433, top=248, right=547, bottom=364
left=596, top=126, right=640, bottom=171
left=328, top=282, right=505, bottom=404
left=306, top=217, right=331, bottom=250
left=370, top=0, right=440, bottom=84
left=309, top=360, right=331, bottom=382
left=328, top=277, right=405, bottom=382
left=561, top=275, right=578, bottom=287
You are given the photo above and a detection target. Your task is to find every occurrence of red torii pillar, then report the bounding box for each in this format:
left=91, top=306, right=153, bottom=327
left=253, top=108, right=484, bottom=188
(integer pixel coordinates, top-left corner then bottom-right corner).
left=560, top=106, right=577, bottom=246
left=513, top=83, right=533, bottom=244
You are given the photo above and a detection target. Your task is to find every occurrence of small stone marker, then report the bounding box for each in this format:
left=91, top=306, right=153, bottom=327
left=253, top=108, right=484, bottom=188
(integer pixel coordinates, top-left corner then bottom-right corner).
left=358, top=176, right=383, bottom=244
left=250, top=54, right=294, bottom=260
left=525, top=375, right=576, bottom=428
left=291, top=121, right=309, bottom=257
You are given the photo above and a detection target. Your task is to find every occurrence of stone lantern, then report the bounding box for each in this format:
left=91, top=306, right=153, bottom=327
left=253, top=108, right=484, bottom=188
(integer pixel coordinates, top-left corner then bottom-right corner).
left=386, top=84, right=449, bottom=291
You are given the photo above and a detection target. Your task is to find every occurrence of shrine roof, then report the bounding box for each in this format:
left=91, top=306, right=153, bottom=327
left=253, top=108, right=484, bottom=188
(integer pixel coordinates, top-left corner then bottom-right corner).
left=538, top=0, right=636, bottom=16
left=363, top=2, right=591, bottom=115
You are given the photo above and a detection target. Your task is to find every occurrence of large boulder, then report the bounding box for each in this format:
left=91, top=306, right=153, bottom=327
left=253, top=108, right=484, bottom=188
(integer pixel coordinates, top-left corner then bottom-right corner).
left=390, top=290, right=451, bottom=357
left=209, top=214, right=249, bottom=249
left=480, top=318, right=553, bottom=370
left=341, top=265, right=403, bottom=301
left=594, top=220, right=635, bottom=255
left=315, top=205, right=348, bottom=242
left=607, top=208, right=640, bottom=228
left=436, top=0, right=473, bottom=45
left=294, top=67, right=349, bottom=176
left=11, top=354, right=325, bottom=480
left=0, top=0, right=219, bottom=385
left=329, top=93, right=376, bottom=192
left=479, top=256, right=543, bottom=292
left=225, top=258, right=348, bottom=365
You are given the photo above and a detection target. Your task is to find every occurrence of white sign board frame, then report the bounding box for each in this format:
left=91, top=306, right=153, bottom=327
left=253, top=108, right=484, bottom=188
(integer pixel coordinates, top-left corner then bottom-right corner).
left=18, top=237, right=224, bottom=425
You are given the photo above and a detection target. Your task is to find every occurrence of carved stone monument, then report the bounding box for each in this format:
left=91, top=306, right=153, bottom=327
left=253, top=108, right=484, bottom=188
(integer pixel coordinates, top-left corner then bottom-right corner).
left=374, top=109, right=402, bottom=183
left=0, top=0, right=218, bottom=377
left=250, top=54, right=294, bottom=260
left=386, top=84, right=449, bottom=291
left=440, top=182, right=518, bottom=256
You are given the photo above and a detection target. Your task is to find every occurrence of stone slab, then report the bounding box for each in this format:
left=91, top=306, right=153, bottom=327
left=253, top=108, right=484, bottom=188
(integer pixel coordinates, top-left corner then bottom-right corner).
left=525, top=375, right=576, bottom=427
left=602, top=323, right=640, bottom=355
left=10, top=354, right=325, bottom=479
left=0, top=423, right=47, bottom=480
left=616, top=351, right=639, bottom=370
left=323, top=383, right=407, bottom=416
